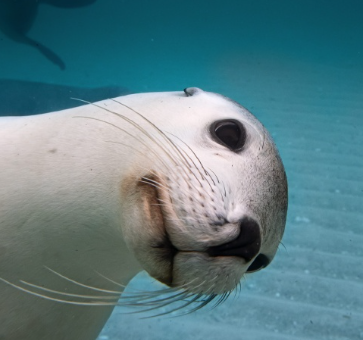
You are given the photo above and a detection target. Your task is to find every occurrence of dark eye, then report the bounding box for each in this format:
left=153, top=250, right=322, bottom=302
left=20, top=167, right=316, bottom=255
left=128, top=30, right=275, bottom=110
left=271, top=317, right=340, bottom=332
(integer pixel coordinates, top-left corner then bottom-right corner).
left=210, top=119, right=246, bottom=151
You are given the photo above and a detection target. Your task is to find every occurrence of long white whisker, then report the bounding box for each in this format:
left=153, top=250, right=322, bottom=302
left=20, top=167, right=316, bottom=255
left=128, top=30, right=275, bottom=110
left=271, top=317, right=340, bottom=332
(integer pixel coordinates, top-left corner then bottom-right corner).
left=0, top=278, right=118, bottom=306
left=108, top=99, right=211, bottom=197
left=74, top=99, right=214, bottom=207
left=73, top=99, right=187, bottom=176
left=167, top=132, right=216, bottom=190
left=93, top=270, right=126, bottom=289
left=74, top=116, right=174, bottom=176
left=123, top=291, right=191, bottom=310
left=20, top=281, right=119, bottom=300
left=44, top=266, right=121, bottom=294
left=139, top=180, right=185, bottom=207
left=111, top=99, right=195, bottom=171
left=174, top=293, right=218, bottom=317
left=143, top=293, right=203, bottom=318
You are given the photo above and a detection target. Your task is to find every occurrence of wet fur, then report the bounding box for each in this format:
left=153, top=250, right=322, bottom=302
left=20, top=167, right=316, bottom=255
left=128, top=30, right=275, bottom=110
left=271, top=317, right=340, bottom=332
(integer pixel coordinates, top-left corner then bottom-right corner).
left=0, top=89, right=287, bottom=339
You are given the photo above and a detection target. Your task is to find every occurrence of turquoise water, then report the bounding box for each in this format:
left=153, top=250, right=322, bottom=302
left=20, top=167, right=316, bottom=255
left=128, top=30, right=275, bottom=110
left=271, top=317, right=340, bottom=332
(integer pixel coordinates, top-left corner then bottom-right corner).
left=1, top=1, right=362, bottom=339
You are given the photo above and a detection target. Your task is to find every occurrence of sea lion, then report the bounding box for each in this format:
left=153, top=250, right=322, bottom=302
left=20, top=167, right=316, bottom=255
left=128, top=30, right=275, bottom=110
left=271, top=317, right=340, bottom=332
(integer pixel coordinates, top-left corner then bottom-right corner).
left=0, top=0, right=97, bottom=70
left=0, top=88, right=288, bottom=340
left=0, top=78, right=130, bottom=116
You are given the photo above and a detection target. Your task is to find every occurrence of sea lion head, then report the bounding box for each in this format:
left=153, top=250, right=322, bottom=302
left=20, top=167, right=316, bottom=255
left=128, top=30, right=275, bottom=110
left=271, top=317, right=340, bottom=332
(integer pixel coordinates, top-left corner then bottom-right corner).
left=120, top=87, right=288, bottom=297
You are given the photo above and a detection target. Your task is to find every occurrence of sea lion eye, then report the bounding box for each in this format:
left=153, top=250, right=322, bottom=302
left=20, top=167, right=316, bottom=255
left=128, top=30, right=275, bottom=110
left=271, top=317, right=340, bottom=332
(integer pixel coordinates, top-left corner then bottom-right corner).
left=210, top=119, right=246, bottom=151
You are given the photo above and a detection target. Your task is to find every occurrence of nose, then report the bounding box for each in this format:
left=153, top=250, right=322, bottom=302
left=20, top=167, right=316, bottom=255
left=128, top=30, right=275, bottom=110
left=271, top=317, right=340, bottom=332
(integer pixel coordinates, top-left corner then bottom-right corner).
left=207, top=217, right=265, bottom=267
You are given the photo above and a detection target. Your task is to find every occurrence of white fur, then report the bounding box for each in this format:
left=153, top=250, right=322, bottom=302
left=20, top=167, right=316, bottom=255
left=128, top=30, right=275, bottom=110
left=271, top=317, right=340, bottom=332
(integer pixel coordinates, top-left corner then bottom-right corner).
left=0, top=89, right=287, bottom=340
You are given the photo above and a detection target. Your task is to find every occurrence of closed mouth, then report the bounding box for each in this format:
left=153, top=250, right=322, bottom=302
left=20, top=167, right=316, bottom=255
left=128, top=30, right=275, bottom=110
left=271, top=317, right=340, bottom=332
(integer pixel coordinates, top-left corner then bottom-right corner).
left=139, top=174, right=269, bottom=285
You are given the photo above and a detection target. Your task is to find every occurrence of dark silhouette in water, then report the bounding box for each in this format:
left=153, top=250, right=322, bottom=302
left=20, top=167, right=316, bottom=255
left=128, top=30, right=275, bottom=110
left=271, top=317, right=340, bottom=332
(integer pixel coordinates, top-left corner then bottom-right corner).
left=0, top=79, right=131, bottom=116
left=0, top=0, right=97, bottom=70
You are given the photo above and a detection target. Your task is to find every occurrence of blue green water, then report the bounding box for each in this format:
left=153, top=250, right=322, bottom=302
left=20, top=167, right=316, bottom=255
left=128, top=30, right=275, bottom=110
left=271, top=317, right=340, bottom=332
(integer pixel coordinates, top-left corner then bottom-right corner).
left=1, top=1, right=362, bottom=339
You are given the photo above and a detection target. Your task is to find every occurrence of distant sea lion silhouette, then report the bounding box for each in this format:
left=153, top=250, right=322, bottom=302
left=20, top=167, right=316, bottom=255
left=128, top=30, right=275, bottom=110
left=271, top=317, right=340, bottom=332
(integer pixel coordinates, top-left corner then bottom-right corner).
left=0, top=79, right=130, bottom=116
left=0, top=0, right=97, bottom=70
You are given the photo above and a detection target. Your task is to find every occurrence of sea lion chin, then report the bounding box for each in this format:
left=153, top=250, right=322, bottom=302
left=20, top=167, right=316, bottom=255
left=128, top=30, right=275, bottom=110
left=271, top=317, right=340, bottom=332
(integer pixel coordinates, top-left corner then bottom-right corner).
left=0, top=87, right=287, bottom=340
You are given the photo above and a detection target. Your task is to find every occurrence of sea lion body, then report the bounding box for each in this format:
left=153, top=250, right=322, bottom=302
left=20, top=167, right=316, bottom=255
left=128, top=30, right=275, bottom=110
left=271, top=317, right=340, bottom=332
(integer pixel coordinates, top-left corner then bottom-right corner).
left=0, top=89, right=287, bottom=340
left=0, top=99, right=143, bottom=339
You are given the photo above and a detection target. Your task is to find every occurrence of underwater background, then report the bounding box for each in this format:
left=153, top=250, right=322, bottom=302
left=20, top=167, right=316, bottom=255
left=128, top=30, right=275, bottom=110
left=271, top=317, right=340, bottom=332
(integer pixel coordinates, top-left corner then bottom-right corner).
left=1, top=0, right=362, bottom=339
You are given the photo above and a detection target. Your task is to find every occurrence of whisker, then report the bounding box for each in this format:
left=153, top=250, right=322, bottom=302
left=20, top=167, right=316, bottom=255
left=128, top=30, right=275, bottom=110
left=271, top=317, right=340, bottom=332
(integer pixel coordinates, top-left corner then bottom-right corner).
left=111, top=99, right=195, bottom=173
left=120, top=278, right=198, bottom=300
left=19, top=281, right=119, bottom=300
left=74, top=100, right=211, bottom=208
left=140, top=179, right=186, bottom=207
left=207, top=168, right=220, bottom=184
left=175, top=293, right=218, bottom=316
left=212, top=291, right=231, bottom=308
left=74, top=117, right=174, bottom=177
left=109, top=99, right=211, bottom=199
left=279, top=241, right=287, bottom=251
left=167, top=132, right=216, bottom=190
left=97, top=99, right=194, bottom=186
left=74, top=100, right=178, bottom=168
left=104, top=141, right=174, bottom=179
left=93, top=270, right=126, bottom=289
left=141, top=293, right=203, bottom=318
left=44, top=266, right=121, bottom=294
left=140, top=177, right=169, bottom=193
left=207, top=167, right=226, bottom=202
left=0, top=278, right=118, bottom=306
left=122, top=291, right=191, bottom=309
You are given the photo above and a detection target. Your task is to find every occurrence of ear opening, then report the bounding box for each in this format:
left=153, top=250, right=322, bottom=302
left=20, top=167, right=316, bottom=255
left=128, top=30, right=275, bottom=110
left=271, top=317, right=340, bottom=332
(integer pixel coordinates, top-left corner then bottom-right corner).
left=183, top=87, right=203, bottom=97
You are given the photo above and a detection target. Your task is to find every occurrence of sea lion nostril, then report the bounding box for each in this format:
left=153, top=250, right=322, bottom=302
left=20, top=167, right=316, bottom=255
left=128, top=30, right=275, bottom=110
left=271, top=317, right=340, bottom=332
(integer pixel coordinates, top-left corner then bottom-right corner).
left=207, top=217, right=261, bottom=262
left=246, top=254, right=270, bottom=272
